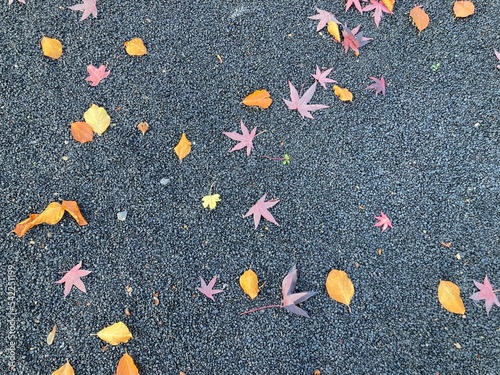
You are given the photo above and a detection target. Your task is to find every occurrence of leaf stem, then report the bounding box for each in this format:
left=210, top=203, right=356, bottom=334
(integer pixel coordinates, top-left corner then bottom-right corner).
left=240, top=304, right=282, bottom=315
left=255, top=130, right=267, bottom=138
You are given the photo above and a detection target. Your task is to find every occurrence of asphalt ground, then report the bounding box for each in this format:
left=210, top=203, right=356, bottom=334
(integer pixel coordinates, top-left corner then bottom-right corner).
left=0, top=1, right=499, bottom=374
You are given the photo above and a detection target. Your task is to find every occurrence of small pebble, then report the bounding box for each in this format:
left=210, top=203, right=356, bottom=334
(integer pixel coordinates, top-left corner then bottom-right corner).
left=117, top=211, right=127, bottom=221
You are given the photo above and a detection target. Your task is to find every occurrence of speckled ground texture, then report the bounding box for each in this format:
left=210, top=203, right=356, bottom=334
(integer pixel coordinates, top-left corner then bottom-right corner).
left=1, top=1, right=499, bottom=374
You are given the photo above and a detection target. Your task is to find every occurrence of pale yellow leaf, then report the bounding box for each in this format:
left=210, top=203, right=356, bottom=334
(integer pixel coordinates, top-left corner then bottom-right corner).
left=326, top=269, right=354, bottom=311
left=239, top=269, right=259, bottom=299
left=84, top=104, right=110, bottom=135
left=438, top=280, right=465, bottom=314
left=51, top=360, right=74, bottom=375
left=46, top=325, right=57, bottom=345
left=202, top=194, right=221, bottom=210
left=95, top=321, right=132, bottom=345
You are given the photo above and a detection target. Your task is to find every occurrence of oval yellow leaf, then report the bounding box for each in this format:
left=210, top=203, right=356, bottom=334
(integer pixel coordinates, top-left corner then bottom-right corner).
left=453, top=1, right=474, bottom=18
left=409, top=6, right=430, bottom=33
left=41, top=36, right=63, bottom=59
left=382, top=0, right=395, bottom=12
left=438, top=280, right=465, bottom=314
left=333, top=85, right=353, bottom=102
left=174, top=132, right=192, bottom=161
left=242, top=89, right=272, bottom=109
left=95, top=321, right=132, bottom=345
left=84, top=104, right=110, bottom=135
left=51, top=360, right=74, bottom=375
left=239, top=269, right=259, bottom=299
left=46, top=324, right=57, bottom=345
left=124, top=38, right=147, bottom=56
left=71, top=121, right=93, bottom=143
left=326, top=269, right=354, bottom=312
left=327, top=21, right=340, bottom=42
left=116, top=352, right=140, bottom=375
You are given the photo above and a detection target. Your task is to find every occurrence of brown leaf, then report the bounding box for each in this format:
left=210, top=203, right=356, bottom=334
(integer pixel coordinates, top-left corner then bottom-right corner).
left=453, top=1, right=474, bottom=18
left=382, top=0, right=395, bottom=12
left=61, top=200, right=88, bottom=226
left=124, top=38, right=147, bottom=56
left=242, top=89, right=272, bottom=109
left=438, top=280, right=465, bottom=314
left=116, top=352, right=140, bottom=375
left=174, top=132, right=192, bottom=161
left=137, top=122, right=149, bottom=135
left=51, top=360, right=74, bottom=375
left=71, top=121, right=93, bottom=143
left=410, top=6, right=430, bottom=33
left=46, top=325, right=57, bottom=345
left=333, top=85, right=353, bottom=102
left=239, top=269, right=259, bottom=299
left=41, top=36, right=63, bottom=59
left=326, top=269, right=354, bottom=312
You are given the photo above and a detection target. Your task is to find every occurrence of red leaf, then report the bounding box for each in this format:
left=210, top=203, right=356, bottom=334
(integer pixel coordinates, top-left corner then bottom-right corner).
left=196, top=275, right=223, bottom=301
left=470, top=276, right=500, bottom=315
left=366, top=75, right=386, bottom=96
left=244, top=194, right=279, bottom=229
left=55, top=261, right=91, bottom=297
left=85, top=64, right=110, bottom=86
left=283, top=82, right=329, bottom=119
left=223, top=120, right=257, bottom=156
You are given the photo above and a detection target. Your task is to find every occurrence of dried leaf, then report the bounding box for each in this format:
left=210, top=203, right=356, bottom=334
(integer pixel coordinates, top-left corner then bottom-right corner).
left=31, top=202, right=65, bottom=226
left=438, top=280, right=465, bottom=314
left=61, top=200, right=88, bottom=225
left=85, top=64, right=110, bottom=86
left=124, top=38, right=147, bottom=56
left=326, top=269, right=355, bottom=312
left=41, top=36, right=63, bottom=59
left=137, top=122, right=149, bottom=135
left=116, top=352, right=140, bottom=375
left=333, top=85, right=353, bottom=102
left=55, top=261, right=91, bottom=297
left=453, top=1, right=474, bottom=18
left=51, top=361, right=74, bottom=375
left=327, top=21, right=341, bottom=42
left=46, top=325, right=57, bottom=345
left=409, top=6, right=430, bottom=33
left=174, top=132, right=192, bottom=161
left=95, top=322, right=132, bottom=345
left=223, top=120, right=257, bottom=156
left=202, top=194, right=221, bottom=210
left=240, top=269, right=259, bottom=299
left=84, top=104, right=110, bottom=135
left=382, top=0, right=394, bottom=12
left=242, top=89, right=272, bottom=109
left=71, top=121, right=93, bottom=143
left=197, top=275, right=224, bottom=301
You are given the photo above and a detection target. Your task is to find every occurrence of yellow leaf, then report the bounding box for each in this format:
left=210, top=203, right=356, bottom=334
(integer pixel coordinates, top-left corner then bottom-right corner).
left=239, top=269, right=259, bottom=299
left=41, top=36, right=63, bottom=59
left=124, top=38, right=147, bottom=56
left=326, top=269, right=354, bottom=312
left=382, top=0, right=395, bottom=12
left=242, top=89, right=272, bottom=109
left=453, top=1, right=474, bottom=18
left=84, top=104, right=110, bottom=135
left=51, top=360, right=74, bottom=375
left=46, top=325, right=57, bottom=345
left=438, top=280, right=465, bottom=314
left=409, top=6, right=430, bottom=33
left=202, top=194, right=221, bottom=210
left=174, top=132, right=192, bottom=161
left=327, top=21, right=340, bottom=42
left=71, top=121, right=93, bottom=143
left=95, top=322, right=132, bottom=345
left=137, top=122, right=149, bottom=135
left=333, top=85, right=353, bottom=102
left=30, top=202, right=65, bottom=226
left=116, top=352, right=140, bottom=375
left=61, top=200, right=88, bottom=226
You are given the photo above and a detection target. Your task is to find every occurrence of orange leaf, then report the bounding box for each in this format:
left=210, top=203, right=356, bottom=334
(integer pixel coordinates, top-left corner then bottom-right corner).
left=41, top=36, right=63, bottom=59
left=326, top=269, right=355, bottom=312
left=124, top=38, right=147, bottom=56
left=30, top=202, right=65, bottom=226
left=174, top=132, right=191, bottom=161
left=242, top=89, right=272, bottom=109
left=327, top=21, right=341, bottom=43
left=61, top=200, right=88, bottom=226
left=409, top=6, right=430, bottom=33
left=116, top=352, right=140, bottom=375
left=438, top=280, right=465, bottom=314
left=137, top=122, right=149, bottom=135
left=333, top=85, right=353, bottom=102
left=71, top=121, right=93, bottom=143
left=51, top=360, right=74, bottom=375
left=239, top=269, right=259, bottom=299
left=13, top=214, right=39, bottom=237
left=382, top=0, right=395, bottom=12
left=453, top=1, right=474, bottom=18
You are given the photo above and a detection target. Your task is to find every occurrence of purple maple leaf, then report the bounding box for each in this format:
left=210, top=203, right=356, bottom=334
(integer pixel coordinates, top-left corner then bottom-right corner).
left=8, top=0, right=25, bottom=5
left=283, top=81, right=329, bottom=119
left=495, top=49, right=500, bottom=69
left=85, top=64, right=110, bottom=86
left=342, top=24, right=372, bottom=55
left=307, top=8, right=340, bottom=32
left=55, top=261, right=91, bottom=297
left=362, top=0, right=392, bottom=28
left=69, top=0, right=97, bottom=21
left=470, top=275, right=500, bottom=315
left=312, top=66, right=337, bottom=89
left=367, top=75, right=386, bottom=96
left=244, top=194, right=279, bottom=229
left=223, top=120, right=257, bottom=156
left=196, top=275, right=224, bottom=301
left=374, top=211, right=392, bottom=232
left=345, top=0, right=364, bottom=14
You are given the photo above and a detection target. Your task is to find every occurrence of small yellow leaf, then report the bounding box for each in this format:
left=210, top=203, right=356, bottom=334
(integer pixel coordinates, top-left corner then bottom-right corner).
left=41, top=36, right=63, bottom=59
left=137, top=122, right=149, bottom=135
left=95, top=321, right=132, bottom=345
left=46, top=325, right=57, bottom=345
left=174, top=132, right=192, bottom=161
left=409, top=6, right=430, bottom=33
left=326, top=269, right=354, bottom=312
left=202, top=194, right=221, bottom=210
left=242, top=89, right=272, bottom=109
left=124, top=38, right=147, bottom=56
left=333, top=85, right=353, bottom=102
left=382, top=0, right=395, bottom=12
left=438, top=280, right=465, bottom=314
left=116, top=352, right=140, bottom=375
left=51, top=360, right=74, bottom=375
left=71, top=121, right=93, bottom=143
left=84, top=104, right=110, bottom=135
left=453, top=1, right=474, bottom=18
left=239, top=269, right=259, bottom=299
left=327, top=21, right=340, bottom=42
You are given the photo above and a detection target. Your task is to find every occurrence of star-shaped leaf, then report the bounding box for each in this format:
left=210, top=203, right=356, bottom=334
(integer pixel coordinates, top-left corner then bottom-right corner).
left=307, top=8, right=340, bottom=31
left=85, top=64, right=110, bottom=86
left=202, top=194, right=221, bottom=210
left=362, top=0, right=392, bottom=28
left=8, top=0, right=26, bottom=5
left=312, top=66, right=337, bottom=89
left=367, top=75, right=386, bottom=96
left=470, top=275, right=500, bottom=315
left=69, top=0, right=97, bottom=21
left=282, top=266, right=317, bottom=317
left=196, top=275, right=223, bottom=301
left=374, top=211, right=392, bottom=232
left=283, top=81, right=329, bottom=119
left=244, top=194, right=279, bottom=229
left=345, top=0, right=364, bottom=14
left=55, top=261, right=91, bottom=297
left=342, top=24, right=372, bottom=55
left=223, top=120, right=257, bottom=156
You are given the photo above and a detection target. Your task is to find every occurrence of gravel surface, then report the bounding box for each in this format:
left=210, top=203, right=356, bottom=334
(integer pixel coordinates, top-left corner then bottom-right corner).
left=1, top=1, right=499, bottom=374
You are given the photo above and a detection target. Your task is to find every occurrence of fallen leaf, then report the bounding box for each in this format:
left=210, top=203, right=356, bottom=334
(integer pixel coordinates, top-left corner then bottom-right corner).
left=240, top=269, right=259, bottom=299
left=326, top=269, right=355, bottom=312
left=470, top=275, right=500, bottom=315
left=341, top=24, right=372, bottom=55
left=366, top=76, right=386, bottom=96
left=453, top=1, right=474, bottom=18
left=495, top=50, right=500, bottom=69
left=345, top=0, right=364, bottom=13
left=174, top=132, right=192, bottom=161
left=41, top=36, right=63, bottom=59
left=382, top=0, right=395, bottom=12
left=312, top=66, right=337, bottom=89
left=124, top=38, right=147, bottom=56
left=202, top=194, right=221, bottom=210
left=51, top=360, right=74, bottom=375
left=374, top=211, right=392, bottom=232
left=244, top=194, right=279, bottom=229
left=333, top=85, right=353, bottom=102
left=454, top=342, right=462, bottom=349
left=61, top=200, right=88, bottom=225
left=85, top=64, right=110, bottom=86
left=8, top=0, right=26, bottom=5
left=95, top=322, right=132, bottom=345
left=223, top=120, right=257, bottom=156
left=438, top=280, right=465, bottom=314
left=137, top=122, right=149, bottom=135
left=308, top=8, right=339, bottom=32
left=283, top=81, right=329, bottom=119
left=116, top=352, right=140, bottom=375
left=362, top=0, right=392, bottom=28
left=84, top=104, right=110, bottom=135
left=327, top=21, right=341, bottom=42
left=281, top=266, right=317, bottom=317
left=31, top=202, right=65, bottom=226
left=197, top=275, right=223, bottom=301
left=46, top=325, right=57, bottom=345
left=71, top=121, right=93, bottom=143
left=68, top=0, right=97, bottom=21
left=410, top=6, right=430, bottom=33
left=242, top=89, right=272, bottom=109
left=55, top=261, right=91, bottom=297
left=440, top=241, right=452, bottom=248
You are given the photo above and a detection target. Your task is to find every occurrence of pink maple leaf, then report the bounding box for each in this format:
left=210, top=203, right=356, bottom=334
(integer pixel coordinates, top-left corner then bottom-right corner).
left=69, top=0, right=97, bottom=21
left=196, top=275, right=223, bottom=301
left=495, top=49, right=500, bottom=69
left=223, top=120, right=257, bottom=156
left=374, top=211, right=392, bottom=232
left=8, top=0, right=25, bottom=5
left=244, top=194, right=279, bottom=229
left=307, top=8, right=340, bottom=32
left=85, top=64, right=110, bottom=86
left=367, top=75, right=386, bottom=96
left=345, top=0, right=364, bottom=14
left=362, top=0, right=392, bottom=28
left=470, top=275, right=500, bottom=315
left=55, top=261, right=91, bottom=297
left=283, top=81, right=329, bottom=119
left=312, top=66, right=337, bottom=89
left=342, top=24, right=373, bottom=55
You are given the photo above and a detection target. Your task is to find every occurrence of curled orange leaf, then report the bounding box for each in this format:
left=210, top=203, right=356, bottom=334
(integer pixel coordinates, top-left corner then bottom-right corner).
left=453, top=1, right=474, bottom=18
left=410, top=6, right=430, bottom=33
left=242, top=89, right=272, bottom=109
left=41, top=36, right=63, bottom=59
left=71, top=121, right=93, bottom=143
left=61, top=200, right=88, bottom=225
left=137, top=122, right=149, bottom=135
left=438, top=280, right=465, bottom=314
left=174, top=132, right=192, bottom=161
